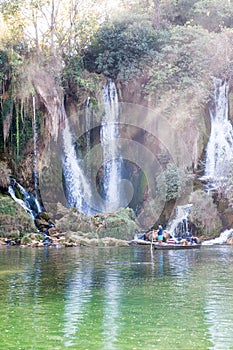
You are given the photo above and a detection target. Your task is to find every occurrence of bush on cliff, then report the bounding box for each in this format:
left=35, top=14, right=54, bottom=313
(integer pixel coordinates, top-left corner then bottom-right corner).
left=0, top=194, right=36, bottom=238
left=189, top=190, right=222, bottom=237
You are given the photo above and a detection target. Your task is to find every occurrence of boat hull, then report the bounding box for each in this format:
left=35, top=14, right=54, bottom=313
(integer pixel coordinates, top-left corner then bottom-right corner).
left=131, top=239, right=201, bottom=250
left=154, top=244, right=201, bottom=250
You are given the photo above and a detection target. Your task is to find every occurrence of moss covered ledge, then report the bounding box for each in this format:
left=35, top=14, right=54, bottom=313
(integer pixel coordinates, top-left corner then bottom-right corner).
left=0, top=197, right=138, bottom=247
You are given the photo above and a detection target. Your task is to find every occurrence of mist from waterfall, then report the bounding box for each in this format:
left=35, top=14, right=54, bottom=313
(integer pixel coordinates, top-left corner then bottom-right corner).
left=101, top=80, right=122, bottom=212
left=204, top=78, right=233, bottom=189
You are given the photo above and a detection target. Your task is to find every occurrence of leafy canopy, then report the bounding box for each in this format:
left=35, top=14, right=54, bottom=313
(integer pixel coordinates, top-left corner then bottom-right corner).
left=83, top=14, right=161, bottom=79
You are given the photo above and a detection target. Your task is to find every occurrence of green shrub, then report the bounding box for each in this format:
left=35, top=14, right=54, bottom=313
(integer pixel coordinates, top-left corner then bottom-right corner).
left=83, top=14, right=160, bottom=80
left=156, top=163, right=193, bottom=202
left=189, top=190, right=222, bottom=236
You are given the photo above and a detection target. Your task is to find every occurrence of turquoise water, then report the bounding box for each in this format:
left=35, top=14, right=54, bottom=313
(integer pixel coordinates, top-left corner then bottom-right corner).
left=0, top=245, right=233, bottom=350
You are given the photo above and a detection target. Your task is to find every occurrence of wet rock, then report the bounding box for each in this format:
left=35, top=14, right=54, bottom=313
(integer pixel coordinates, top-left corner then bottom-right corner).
left=34, top=211, right=55, bottom=235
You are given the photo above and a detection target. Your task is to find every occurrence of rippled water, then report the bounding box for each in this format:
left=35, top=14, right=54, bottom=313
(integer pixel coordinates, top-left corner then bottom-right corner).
left=0, top=245, right=233, bottom=350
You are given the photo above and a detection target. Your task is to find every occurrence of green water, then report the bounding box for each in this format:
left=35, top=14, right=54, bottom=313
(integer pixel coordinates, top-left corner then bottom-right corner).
left=0, top=246, right=233, bottom=350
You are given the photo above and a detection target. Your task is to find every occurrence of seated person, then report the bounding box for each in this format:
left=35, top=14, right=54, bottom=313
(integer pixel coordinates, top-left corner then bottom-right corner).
left=191, top=234, right=198, bottom=244
left=167, top=236, right=176, bottom=244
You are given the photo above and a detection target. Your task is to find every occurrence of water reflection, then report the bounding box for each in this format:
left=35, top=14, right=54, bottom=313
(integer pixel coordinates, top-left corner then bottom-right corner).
left=157, top=251, right=164, bottom=277
left=203, top=247, right=233, bottom=349
left=102, top=268, right=121, bottom=350
left=63, top=262, right=93, bottom=347
left=1, top=246, right=233, bottom=349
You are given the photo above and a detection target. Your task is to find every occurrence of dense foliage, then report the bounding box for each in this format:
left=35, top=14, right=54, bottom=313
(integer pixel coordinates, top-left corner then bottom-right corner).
left=189, top=190, right=222, bottom=236
left=83, top=15, right=160, bottom=79
left=156, top=163, right=193, bottom=202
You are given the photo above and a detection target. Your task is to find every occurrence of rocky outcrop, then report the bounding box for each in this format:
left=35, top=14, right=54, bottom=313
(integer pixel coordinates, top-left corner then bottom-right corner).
left=53, top=203, right=138, bottom=241
left=0, top=195, right=138, bottom=247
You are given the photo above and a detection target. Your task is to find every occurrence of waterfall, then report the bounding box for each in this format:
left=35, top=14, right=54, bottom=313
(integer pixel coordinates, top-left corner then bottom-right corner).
left=62, top=80, right=123, bottom=214
left=32, top=95, right=45, bottom=212
left=32, top=96, right=39, bottom=191
left=8, top=97, right=44, bottom=219
left=203, top=78, right=233, bottom=189
left=166, top=79, right=233, bottom=241
left=85, top=97, right=91, bottom=160
left=8, top=178, right=42, bottom=219
left=62, top=118, right=92, bottom=214
left=101, top=80, right=122, bottom=212
left=166, top=204, right=193, bottom=238
left=202, top=229, right=233, bottom=245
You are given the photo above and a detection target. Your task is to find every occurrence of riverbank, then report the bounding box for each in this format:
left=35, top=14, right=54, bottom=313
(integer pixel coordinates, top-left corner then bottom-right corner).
left=0, top=194, right=137, bottom=247
left=1, top=192, right=233, bottom=248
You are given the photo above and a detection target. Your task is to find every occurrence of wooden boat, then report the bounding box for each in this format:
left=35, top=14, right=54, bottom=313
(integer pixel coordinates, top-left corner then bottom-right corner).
left=130, top=238, right=201, bottom=250
left=154, top=243, right=201, bottom=250
left=131, top=238, right=158, bottom=246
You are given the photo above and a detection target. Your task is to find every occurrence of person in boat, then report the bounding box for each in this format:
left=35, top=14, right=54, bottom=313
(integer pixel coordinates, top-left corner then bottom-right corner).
left=181, top=239, right=189, bottom=246
left=191, top=234, right=198, bottom=244
left=167, top=236, right=176, bottom=245
left=157, top=225, right=163, bottom=245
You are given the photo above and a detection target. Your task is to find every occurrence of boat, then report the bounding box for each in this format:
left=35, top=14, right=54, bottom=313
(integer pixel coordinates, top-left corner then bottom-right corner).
left=131, top=234, right=201, bottom=250
left=131, top=239, right=201, bottom=249
left=131, top=238, right=158, bottom=246
left=154, top=243, right=201, bottom=250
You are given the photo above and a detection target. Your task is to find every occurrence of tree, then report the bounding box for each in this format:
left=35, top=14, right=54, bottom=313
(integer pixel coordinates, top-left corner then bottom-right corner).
left=83, top=14, right=160, bottom=79
left=193, top=0, right=233, bottom=32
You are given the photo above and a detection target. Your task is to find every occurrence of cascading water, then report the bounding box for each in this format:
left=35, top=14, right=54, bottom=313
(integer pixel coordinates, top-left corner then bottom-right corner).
left=32, top=95, right=45, bottom=212
left=32, top=95, right=39, bottom=191
left=199, top=78, right=233, bottom=243
left=202, top=228, right=233, bottom=245
left=166, top=78, right=233, bottom=239
left=8, top=96, right=52, bottom=239
left=62, top=117, right=92, bottom=214
left=62, top=82, right=123, bottom=215
left=85, top=97, right=91, bottom=174
left=203, top=78, right=233, bottom=190
left=8, top=179, right=53, bottom=240
left=8, top=179, right=39, bottom=219
left=165, top=204, right=193, bottom=238
left=101, top=80, right=122, bottom=212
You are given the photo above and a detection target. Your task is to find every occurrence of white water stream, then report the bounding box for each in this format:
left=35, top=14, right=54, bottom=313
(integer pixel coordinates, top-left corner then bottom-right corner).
left=62, top=118, right=92, bottom=214
left=165, top=204, right=193, bottom=238
left=202, top=229, right=233, bottom=245
left=62, top=80, right=123, bottom=214
left=203, top=78, right=233, bottom=189
left=166, top=78, right=233, bottom=242
left=101, top=80, right=122, bottom=212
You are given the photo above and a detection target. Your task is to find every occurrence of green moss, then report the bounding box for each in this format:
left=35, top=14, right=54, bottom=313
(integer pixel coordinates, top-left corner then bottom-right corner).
left=0, top=194, right=36, bottom=237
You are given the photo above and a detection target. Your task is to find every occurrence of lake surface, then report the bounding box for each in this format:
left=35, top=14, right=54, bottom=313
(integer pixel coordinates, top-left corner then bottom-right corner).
left=0, top=245, right=233, bottom=350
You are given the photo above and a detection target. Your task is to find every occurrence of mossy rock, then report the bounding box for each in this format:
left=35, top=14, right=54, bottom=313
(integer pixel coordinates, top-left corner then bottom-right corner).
left=0, top=194, right=36, bottom=238
left=20, top=235, right=31, bottom=245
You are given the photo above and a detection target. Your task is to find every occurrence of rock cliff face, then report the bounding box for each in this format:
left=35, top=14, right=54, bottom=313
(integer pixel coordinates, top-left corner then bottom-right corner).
left=118, top=75, right=209, bottom=172
left=6, top=67, right=233, bottom=235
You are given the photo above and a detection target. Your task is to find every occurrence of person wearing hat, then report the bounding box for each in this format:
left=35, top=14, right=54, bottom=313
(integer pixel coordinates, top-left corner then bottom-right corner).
left=157, top=225, right=163, bottom=245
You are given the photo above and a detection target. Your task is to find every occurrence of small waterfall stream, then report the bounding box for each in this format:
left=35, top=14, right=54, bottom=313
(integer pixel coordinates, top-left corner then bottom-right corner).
left=62, top=81, right=123, bottom=214
left=203, top=78, right=233, bottom=189
left=85, top=97, right=91, bottom=174
left=165, top=204, right=193, bottom=238
left=166, top=78, right=233, bottom=239
left=8, top=179, right=39, bottom=219
left=32, top=96, right=39, bottom=191
left=8, top=97, right=44, bottom=221
left=101, top=80, right=122, bottom=212
left=62, top=118, right=92, bottom=214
